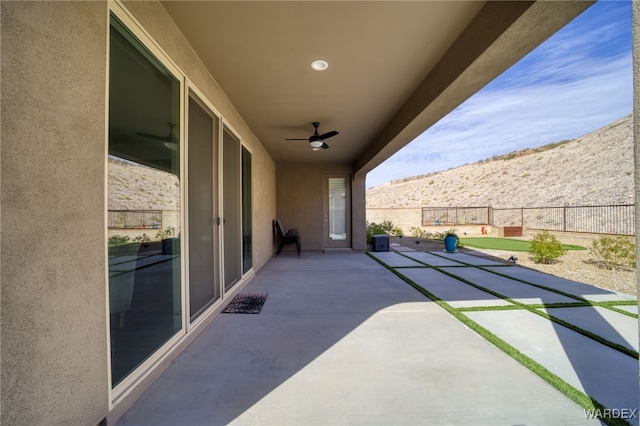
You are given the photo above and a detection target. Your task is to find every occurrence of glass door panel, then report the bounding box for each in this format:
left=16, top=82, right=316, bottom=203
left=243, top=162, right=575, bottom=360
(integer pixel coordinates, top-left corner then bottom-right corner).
left=188, top=95, right=219, bottom=321
left=324, top=175, right=351, bottom=248
left=223, top=128, right=241, bottom=290
left=108, top=15, right=182, bottom=387
left=242, top=147, right=252, bottom=273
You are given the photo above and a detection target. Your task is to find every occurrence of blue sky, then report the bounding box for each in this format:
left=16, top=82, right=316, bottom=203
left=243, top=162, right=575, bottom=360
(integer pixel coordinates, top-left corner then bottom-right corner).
left=366, top=0, right=632, bottom=189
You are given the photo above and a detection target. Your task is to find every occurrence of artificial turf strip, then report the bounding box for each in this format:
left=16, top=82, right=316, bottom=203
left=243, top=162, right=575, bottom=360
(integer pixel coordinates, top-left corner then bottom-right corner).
left=459, top=237, right=586, bottom=252
left=373, top=251, right=639, bottom=358
left=436, top=266, right=639, bottom=359
left=365, top=252, right=629, bottom=426
left=598, top=304, right=639, bottom=319
left=457, top=302, right=591, bottom=312
left=394, top=251, right=639, bottom=353
left=479, top=265, right=639, bottom=318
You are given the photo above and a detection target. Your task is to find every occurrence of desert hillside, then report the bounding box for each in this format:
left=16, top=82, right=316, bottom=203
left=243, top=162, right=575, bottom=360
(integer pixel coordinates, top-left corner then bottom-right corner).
left=108, top=157, right=180, bottom=211
left=367, top=114, right=634, bottom=208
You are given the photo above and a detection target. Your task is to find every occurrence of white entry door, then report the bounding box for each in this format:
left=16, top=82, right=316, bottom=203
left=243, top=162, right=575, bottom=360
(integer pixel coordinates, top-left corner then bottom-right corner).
left=324, top=174, right=351, bottom=248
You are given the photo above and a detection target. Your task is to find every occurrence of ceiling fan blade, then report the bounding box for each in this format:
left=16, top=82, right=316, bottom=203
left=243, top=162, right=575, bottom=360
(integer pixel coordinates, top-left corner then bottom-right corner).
left=319, top=130, right=338, bottom=140
left=137, top=132, right=172, bottom=142
left=321, top=143, right=329, bottom=149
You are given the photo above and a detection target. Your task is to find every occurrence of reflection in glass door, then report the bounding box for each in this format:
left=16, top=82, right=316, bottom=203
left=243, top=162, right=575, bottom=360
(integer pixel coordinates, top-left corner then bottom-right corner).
left=324, top=174, right=351, bottom=248
left=108, top=14, right=182, bottom=387
left=187, top=94, right=219, bottom=321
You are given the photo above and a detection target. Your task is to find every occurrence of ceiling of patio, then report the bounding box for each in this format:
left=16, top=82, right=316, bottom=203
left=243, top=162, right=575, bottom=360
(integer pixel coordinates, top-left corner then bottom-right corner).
left=161, top=1, right=591, bottom=172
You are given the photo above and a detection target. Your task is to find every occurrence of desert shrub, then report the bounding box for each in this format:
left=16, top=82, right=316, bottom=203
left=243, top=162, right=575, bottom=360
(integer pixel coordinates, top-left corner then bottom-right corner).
left=108, top=235, right=130, bottom=247
left=133, top=233, right=151, bottom=243
left=366, top=220, right=402, bottom=246
left=529, top=230, right=566, bottom=264
left=589, top=236, right=636, bottom=270
left=409, top=226, right=432, bottom=239
left=108, top=235, right=141, bottom=256
left=377, top=220, right=402, bottom=236
left=156, top=226, right=176, bottom=239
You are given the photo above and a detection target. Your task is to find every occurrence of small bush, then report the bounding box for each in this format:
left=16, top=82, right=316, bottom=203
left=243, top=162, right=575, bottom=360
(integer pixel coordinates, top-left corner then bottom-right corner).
left=409, top=226, right=432, bottom=239
left=366, top=222, right=385, bottom=245
left=133, top=233, right=151, bottom=243
left=366, top=220, right=402, bottom=246
left=378, top=220, right=402, bottom=236
left=529, top=230, right=566, bottom=264
left=156, top=226, right=176, bottom=239
left=589, top=236, right=636, bottom=270
left=109, top=235, right=130, bottom=247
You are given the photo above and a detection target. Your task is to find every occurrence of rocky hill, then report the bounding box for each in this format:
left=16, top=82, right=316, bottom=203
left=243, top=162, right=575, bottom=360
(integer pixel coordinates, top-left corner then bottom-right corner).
left=367, top=114, right=634, bottom=208
left=108, top=157, right=180, bottom=211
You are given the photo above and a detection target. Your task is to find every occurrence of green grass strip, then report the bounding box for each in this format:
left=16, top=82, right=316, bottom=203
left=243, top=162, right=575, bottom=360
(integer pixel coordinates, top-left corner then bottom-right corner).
left=438, top=266, right=639, bottom=359
left=458, top=302, right=591, bottom=312
left=366, top=252, right=630, bottom=426
left=479, top=265, right=638, bottom=318
left=382, top=250, right=638, bottom=357
left=459, top=237, right=586, bottom=252
left=457, top=304, right=529, bottom=312
left=601, top=300, right=639, bottom=305
left=399, top=248, right=638, bottom=321
left=535, top=308, right=638, bottom=359
left=593, top=304, right=638, bottom=319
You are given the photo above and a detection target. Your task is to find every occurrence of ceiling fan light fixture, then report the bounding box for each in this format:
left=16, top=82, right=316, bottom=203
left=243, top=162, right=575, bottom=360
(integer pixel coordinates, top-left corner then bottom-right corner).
left=311, top=146, right=321, bottom=151
left=311, top=60, right=328, bottom=71
left=309, top=140, right=324, bottom=148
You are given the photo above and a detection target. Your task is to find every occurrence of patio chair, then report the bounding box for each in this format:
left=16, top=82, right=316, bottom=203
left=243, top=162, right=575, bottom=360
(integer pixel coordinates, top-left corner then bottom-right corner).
left=274, top=219, right=301, bottom=257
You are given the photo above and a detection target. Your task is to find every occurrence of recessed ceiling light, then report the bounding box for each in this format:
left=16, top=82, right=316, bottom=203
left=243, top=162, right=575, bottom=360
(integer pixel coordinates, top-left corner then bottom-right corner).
left=311, top=60, right=328, bottom=71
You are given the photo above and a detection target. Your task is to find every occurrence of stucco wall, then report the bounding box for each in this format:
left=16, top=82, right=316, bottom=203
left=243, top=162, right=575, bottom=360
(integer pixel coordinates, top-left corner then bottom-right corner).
left=1, top=2, right=110, bottom=425
left=276, top=162, right=352, bottom=251
left=1, top=1, right=277, bottom=424
left=366, top=208, right=423, bottom=235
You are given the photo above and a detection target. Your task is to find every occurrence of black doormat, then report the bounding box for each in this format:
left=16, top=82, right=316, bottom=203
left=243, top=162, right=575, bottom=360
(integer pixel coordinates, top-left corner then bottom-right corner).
left=222, top=293, right=268, bottom=314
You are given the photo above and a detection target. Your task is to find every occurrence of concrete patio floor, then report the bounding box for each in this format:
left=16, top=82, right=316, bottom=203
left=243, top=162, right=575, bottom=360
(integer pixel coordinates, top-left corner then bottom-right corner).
left=117, top=251, right=638, bottom=426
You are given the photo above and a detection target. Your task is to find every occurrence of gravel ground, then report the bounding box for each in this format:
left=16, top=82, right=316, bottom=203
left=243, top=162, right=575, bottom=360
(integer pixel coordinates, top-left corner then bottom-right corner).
left=390, top=237, right=637, bottom=298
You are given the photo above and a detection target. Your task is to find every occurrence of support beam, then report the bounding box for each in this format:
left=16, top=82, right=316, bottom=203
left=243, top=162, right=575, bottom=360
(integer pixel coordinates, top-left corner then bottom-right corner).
left=355, top=1, right=593, bottom=176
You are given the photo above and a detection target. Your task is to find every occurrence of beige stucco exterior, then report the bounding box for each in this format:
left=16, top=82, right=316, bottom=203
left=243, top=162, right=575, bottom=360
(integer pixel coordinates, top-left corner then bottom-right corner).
left=1, top=2, right=277, bottom=424
left=2, top=3, right=110, bottom=425
left=2, top=1, right=633, bottom=425
left=276, top=162, right=354, bottom=251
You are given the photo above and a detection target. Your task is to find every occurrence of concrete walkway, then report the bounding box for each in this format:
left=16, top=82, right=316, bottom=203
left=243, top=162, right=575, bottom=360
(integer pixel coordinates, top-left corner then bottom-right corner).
left=118, top=251, right=638, bottom=425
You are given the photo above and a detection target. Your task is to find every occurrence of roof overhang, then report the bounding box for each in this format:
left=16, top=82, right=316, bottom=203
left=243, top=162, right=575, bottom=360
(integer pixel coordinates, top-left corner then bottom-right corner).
left=160, top=1, right=593, bottom=175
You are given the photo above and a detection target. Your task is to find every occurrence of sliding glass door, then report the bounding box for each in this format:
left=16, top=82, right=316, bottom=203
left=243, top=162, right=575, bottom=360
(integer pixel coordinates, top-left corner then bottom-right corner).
left=108, top=7, right=254, bottom=393
left=108, top=14, right=182, bottom=387
left=222, top=128, right=253, bottom=288
left=242, top=146, right=252, bottom=273
left=223, top=128, right=241, bottom=289
left=188, top=94, right=219, bottom=321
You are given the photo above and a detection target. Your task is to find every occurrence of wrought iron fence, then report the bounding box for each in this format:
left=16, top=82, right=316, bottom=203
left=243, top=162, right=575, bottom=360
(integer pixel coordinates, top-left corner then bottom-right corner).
left=108, top=210, right=162, bottom=230
left=423, top=204, right=635, bottom=236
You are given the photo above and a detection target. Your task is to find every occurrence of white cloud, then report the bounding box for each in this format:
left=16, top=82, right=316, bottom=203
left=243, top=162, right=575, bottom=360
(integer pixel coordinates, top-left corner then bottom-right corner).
left=366, top=2, right=631, bottom=189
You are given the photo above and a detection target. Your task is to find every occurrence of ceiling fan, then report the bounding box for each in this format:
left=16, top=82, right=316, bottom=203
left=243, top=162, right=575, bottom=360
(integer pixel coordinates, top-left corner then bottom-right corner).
left=137, top=123, right=178, bottom=150
left=285, top=122, right=338, bottom=150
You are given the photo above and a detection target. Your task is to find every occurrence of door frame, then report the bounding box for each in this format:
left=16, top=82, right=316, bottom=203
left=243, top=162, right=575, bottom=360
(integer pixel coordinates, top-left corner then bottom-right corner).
left=323, top=173, right=352, bottom=249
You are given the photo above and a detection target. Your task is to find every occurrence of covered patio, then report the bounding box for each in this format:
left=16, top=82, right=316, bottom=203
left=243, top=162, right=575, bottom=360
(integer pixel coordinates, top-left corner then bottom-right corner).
left=3, top=2, right=638, bottom=424
left=118, top=250, right=637, bottom=425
